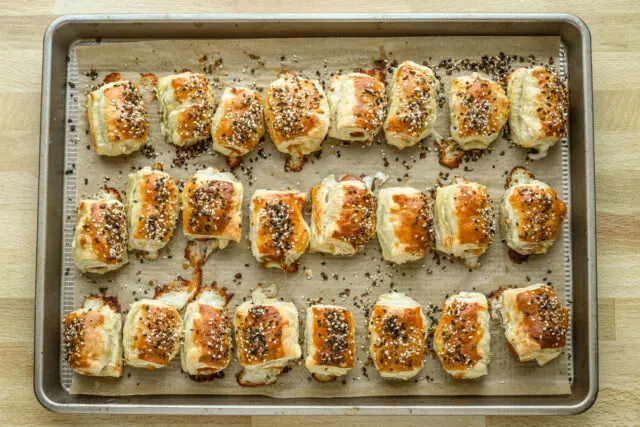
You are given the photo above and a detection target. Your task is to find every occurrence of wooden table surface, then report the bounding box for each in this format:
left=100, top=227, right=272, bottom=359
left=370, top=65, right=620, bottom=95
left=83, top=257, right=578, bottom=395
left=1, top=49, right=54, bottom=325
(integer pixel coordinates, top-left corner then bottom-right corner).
left=1, top=1, right=638, bottom=425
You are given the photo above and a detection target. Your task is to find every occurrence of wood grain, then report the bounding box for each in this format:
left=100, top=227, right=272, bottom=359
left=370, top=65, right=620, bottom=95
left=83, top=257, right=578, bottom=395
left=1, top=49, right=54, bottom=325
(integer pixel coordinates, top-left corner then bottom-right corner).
left=0, top=1, right=636, bottom=425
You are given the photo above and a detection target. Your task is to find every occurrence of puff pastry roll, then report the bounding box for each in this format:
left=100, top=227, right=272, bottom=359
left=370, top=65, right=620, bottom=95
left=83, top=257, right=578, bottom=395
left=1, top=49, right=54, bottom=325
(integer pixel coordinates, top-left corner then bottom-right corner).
left=434, top=177, right=494, bottom=268
left=376, top=187, right=433, bottom=264
left=449, top=73, right=510, bottom=150
left=63, top=296, right=123, bottom=377
left=433, top=292, right=491, bottom=380
left=123, top=299, right=183, bottom=369
left=250, top=190, right=310, bottom=272
left=490, top=284, right=568, bottom=365
left=384, top=61, right=439, bottom=149
left=264, top=71, right=330, bottom=171
left=327, top=72, right=387, bottom=142
left=305, top=305, right=356, bottom=382
left=126, top=165, right=180, bottom=260
left=368, top=292, right=427, bottom=380
left=181, top=284, right=232, bottom=379
left=310, top=174, right=377, bottom=256
left=501, top=167, right=567, bottom=256
left=211, top=87, right=265, bottom=167
left=86, top=80, right=149, bottom=156
left=157, top=72, right=215, bottom=147
left=507, top=66, right=568, bottom=159
left=234, top=292, right=301, bottom=386
left=73, top=187, right=128, bottom=274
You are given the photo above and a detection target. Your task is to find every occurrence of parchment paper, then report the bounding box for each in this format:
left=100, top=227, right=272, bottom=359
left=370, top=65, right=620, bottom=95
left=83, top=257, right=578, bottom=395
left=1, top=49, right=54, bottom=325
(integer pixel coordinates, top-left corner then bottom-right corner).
left=65, top=36, right=571, bottom=397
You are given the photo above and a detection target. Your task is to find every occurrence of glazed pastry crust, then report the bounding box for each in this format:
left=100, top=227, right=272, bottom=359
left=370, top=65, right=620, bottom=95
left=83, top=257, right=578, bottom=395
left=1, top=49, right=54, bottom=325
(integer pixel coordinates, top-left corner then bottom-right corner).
left=433, top=292, right=491, bottom=380
left=384, top=61, right=439, bottom=149
left=86, top=80, right=149, bottom=156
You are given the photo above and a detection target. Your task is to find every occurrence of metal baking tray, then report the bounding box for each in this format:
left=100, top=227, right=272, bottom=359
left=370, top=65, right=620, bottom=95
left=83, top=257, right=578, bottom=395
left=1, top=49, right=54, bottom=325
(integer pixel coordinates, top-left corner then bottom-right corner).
left=35, top=13, right=597, bottom=415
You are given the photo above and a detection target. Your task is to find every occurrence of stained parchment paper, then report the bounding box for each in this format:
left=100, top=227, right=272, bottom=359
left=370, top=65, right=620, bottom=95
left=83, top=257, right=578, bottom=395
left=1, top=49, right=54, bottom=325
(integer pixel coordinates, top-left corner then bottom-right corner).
left=64, top=35, right=572, bottom=397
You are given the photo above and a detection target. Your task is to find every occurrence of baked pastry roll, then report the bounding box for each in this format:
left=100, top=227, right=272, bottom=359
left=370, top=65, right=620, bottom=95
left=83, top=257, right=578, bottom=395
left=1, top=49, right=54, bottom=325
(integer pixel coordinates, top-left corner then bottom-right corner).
left=305, top=305, right=356, bottom=382
left=490, top=284, right=568, bottom=365
left=310, top=174, right=377, bottom=256
left=181, top=284, right=232, bottom=379
left=123, top=299, right=183, bottom=370
left=63, top=296, right=123, bottom=377
left=264, top=71, right=330, bottom=171
left=434, top=177, right=494, bottom=268
left=433, top=292, right=491, bottom=380
left=126, top=164, right=180, bottom=260
left=376, top=187, right=433, bottom=264
left=384, top=61, right=439, bottom=149
left=368, top=292, right=427, bottom=380
left=73, top=187, right=128, bottom=274
left=157, top=72, right=215, bottom=147
left=211, top=87, right=265, bottom=167
left=234, top=292, right=301, bottom=386
left=86, top=80, right=149, bottom=156
left=250, top=190, right=310, bottom=272
left=449, top=73, right=510, bottom=150
left=182, top=168, right=243, bottom=265
left=327, top=72, right=387, bottom=142
left=501, top=167, right=567, bottom=256
left=507, top=66, right=568, bottom=159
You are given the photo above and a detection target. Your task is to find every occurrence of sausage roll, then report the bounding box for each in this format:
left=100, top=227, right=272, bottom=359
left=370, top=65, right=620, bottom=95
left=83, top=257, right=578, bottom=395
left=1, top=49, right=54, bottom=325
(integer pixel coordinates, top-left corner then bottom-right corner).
left=181, top=284, right=232, bottom=379
left=73, top=188, right=128, bottom=274
left=157, top=72, right=215, bottom=147
left=123, top=299, right=182, bottom=369
left=327, top=72, right=387, bottom=142
left=250, top=190, right=310, bottom=272
left=433, top=292, right=491, bottom=380
left=63, top=296, right=123, bottom=377
left=86, top=80, right=149, bottom=156
left=264, top=71, right=330, bottom=171
left=376, top=187, right=433, bottom=264
left=489, top=284, right=568, bottom=365
left=368, top=292, right=427, bottom=380
left=305, top=305, right=356, bottom=382
left=310, top=174, right=377, bottom=256
left=384, top=61, right=439, bottom=149
left=507, top=66, right=568, bottom=159
left=126, top=165, right=180, bottom=260
left=502, top=167, right=567, bottom=256
left=434, top=177, right=494, bottom=268
left=211, top=87, right=265, bottom=167
left=449, top=73, right=510, bottom=150
left=234, top=294, right=301, bottom=386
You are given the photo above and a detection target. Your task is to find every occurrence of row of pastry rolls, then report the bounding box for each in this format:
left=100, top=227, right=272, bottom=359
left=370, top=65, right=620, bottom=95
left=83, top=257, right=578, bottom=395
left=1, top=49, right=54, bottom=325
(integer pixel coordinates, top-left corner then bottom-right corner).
left=63, top=284, right=568, bottom=384
left=85, top=64, right=567, bottom=168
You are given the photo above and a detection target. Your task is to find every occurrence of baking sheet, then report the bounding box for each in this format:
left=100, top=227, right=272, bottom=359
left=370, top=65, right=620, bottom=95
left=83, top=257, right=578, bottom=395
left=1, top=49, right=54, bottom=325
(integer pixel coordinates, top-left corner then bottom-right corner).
left=63, top=35, right=571, bottom=397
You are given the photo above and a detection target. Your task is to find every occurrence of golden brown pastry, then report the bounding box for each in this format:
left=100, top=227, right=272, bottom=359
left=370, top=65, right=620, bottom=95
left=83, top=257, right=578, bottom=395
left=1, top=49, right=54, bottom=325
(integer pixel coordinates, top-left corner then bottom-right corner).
left=72, top=187, right=128, bottom=274
left=310, top=174, right=377, bottom=256
left=376, top=186, right=433, bottom=264
left=86, top=80, right=149, bottom=156
left=490, top=284, right=568, bottom=365
left=249, top=190, right=310, bottom=272
left=433, top=292, right=491, bottom=380
left=434, top=177, right=494, bottom=268
left=63, top=296, right=123, bottom=377
left=157, top=72, right=215, bottom=147
left=502, top=167, right=567, bottom=256
left=264, top=71, right=330, bottom=171
left=449, top=72, right=510, bottom=150
left=211, top=86, right=265, bottom=167
left=384, top=61, right=439, bottom=149
left=126, top=165, right=180, bottom=260
left=368, top=292, right=428, bottom=380
left=305, top=305, right=356, bottom=382
left=507, top=66, right=568, bottom=159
